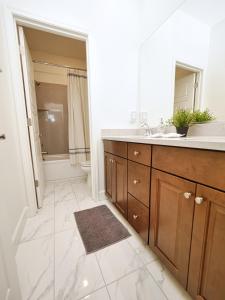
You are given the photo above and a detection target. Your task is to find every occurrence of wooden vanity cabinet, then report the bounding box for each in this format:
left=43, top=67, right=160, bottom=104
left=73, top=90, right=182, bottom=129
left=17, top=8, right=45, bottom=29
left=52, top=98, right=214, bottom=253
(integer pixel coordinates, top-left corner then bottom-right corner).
left=104, top=152, right=127, bottom=218
left=128, top=161, right=150, bottom=207
left=112, top=155, right=128, bottom=217
left=104, top=141, right=128, bottom=218
left=104, top=152, right=114, bottom=199
left=104, top=140, right=225, bottom=299
left=150, top=169, right=195, bottom=288
left=128, top=193, right=149, bottom=242
left=188, top=185, right=225, bottom=300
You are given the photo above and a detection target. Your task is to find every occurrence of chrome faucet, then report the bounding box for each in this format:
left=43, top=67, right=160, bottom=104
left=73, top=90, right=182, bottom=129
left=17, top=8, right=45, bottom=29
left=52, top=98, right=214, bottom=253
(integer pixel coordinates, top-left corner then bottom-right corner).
left=141, top=122, right=151, bottom=136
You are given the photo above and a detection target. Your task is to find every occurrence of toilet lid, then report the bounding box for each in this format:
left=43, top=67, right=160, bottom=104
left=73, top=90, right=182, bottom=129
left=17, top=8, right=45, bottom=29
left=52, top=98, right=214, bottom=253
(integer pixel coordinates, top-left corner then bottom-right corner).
left=81, top=160, right=91, bottom=167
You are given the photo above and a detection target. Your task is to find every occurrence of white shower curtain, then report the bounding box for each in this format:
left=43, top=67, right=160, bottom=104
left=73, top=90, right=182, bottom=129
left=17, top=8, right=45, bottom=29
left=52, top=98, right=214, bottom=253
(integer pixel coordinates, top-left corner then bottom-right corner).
left=67, top=69, right=90, bottom=165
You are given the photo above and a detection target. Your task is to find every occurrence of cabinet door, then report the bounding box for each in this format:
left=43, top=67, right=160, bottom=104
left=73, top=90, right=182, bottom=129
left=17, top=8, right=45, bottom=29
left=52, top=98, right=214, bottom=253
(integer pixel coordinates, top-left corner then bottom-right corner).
left=104, top=152, right=114, bottom=200
left=188, top=185, right=225, bottom=300
left=112, top=155, right=128, bottom=218
left=150, top=169, right=195, bottom=287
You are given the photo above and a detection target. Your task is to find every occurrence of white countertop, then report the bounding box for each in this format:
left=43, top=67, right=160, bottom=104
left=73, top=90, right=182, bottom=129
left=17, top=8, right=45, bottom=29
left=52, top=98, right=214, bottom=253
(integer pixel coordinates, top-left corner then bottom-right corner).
left=102, top=135, right=225, bottom=151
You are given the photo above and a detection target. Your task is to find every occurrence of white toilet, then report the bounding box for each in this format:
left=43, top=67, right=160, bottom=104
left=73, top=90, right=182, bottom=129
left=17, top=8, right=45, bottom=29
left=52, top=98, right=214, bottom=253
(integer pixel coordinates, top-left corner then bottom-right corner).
left=80, top=161, right=91, bottom=187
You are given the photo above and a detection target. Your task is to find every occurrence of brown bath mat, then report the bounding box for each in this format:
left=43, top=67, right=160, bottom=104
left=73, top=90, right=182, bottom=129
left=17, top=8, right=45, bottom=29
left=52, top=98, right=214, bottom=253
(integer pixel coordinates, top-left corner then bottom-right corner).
left=74, top=205, right=130, bottom=254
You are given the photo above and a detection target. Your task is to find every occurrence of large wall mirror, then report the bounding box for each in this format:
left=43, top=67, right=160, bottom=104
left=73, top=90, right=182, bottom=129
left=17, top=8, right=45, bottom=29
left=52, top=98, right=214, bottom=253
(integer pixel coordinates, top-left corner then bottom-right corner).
left=139, top=1, right=225, bottom=126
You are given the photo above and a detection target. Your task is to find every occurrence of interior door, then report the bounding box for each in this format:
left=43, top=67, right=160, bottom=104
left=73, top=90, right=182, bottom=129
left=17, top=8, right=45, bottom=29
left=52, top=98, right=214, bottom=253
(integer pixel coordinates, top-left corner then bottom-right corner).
left=18, top=26, right=45, bottom=208
left=150, top=169, right=195, bottom=287
left=174, top=73, right=196, bottom=112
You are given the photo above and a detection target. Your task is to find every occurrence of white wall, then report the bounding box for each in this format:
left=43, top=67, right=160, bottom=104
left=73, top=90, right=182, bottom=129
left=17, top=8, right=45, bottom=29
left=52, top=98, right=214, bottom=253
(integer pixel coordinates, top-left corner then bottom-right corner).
left=139, top=0, right=186, bottom=42
left=0, top=0, right=141, bottom=204
left=204, top=18, right=225, bottom=120
left=139, top=10, right=211, bottom=126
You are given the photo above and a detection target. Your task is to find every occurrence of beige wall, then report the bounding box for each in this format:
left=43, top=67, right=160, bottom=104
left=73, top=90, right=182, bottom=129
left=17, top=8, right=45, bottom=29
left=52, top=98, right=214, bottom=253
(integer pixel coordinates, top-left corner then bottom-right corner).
left=33, top=53, right=88, bottom=155
left=33, top=52, right=86, bottom=85
left=34, top=63, right=67, bottom=85
left=31, top=50, right=86, bottom=69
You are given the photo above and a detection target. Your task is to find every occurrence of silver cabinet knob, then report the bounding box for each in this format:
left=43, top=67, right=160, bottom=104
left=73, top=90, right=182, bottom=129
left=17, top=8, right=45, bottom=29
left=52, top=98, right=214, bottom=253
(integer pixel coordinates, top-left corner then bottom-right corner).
left=133, top=151, right=140, bottom=156
left=133, top=179, right=140, bottom=184
left=195, top=196, right=204, bottom=205
left=184, top=192, right=192, bottom=199
left=133, top=214, right=138, bottom=220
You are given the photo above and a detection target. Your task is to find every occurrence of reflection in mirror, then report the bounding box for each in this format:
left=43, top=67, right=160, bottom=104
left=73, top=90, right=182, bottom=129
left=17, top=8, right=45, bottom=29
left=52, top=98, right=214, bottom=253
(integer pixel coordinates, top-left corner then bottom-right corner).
left=174, top=65, right=201, bottom=113
left=139, top=2, right=225, bottom=126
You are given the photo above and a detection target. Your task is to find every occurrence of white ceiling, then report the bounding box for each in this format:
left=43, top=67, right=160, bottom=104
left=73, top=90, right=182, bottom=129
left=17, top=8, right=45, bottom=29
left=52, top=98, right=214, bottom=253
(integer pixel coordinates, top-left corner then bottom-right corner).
left=24, top=27, right=86, bottom=60
left=181, top=0, right=225, bottom=27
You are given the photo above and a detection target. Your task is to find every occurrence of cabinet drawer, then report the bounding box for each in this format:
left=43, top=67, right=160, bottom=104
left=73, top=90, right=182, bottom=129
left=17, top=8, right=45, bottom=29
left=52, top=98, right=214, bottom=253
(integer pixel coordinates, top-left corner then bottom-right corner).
left=128, top=143, right=151, bottom=166
left=152, top=145, right=225, bottom=192
left=128, top=193, right=149, bottom=242
left=104, top=140, right=127, bottom=158
left=128, top=161, right=150, bottom=207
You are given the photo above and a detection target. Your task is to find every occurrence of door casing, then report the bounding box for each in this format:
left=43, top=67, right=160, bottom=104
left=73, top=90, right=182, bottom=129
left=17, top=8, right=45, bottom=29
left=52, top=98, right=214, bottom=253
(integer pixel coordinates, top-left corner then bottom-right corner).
left=2, top=7, right=98, bottom=216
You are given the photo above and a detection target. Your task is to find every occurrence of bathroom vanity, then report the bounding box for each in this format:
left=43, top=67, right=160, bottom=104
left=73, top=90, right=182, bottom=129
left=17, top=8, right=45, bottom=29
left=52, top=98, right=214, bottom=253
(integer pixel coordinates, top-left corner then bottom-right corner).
left=103, top=137, right=225, bottom=300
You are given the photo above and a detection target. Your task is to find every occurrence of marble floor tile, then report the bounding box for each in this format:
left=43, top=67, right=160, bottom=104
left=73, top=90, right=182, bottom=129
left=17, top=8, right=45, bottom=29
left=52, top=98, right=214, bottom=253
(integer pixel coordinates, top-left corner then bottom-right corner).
left=16, top=235, right=54, bottom=300
left=80, top=287, right=110, bottom=300
left=72, top=182, right=92, bottom=200
left=127, top=235, right=157, bottom=265
left=20, top=205, right=54, bottom=242
left=55, top=230, right=105, bottom=300
left=54, top=198, right=80, bottom=233
left=17, top=179, right=192, bottom=300
left=43, top=181, right=55, bottom=206
left=55, top=181, right=75, bottom=203
left=107, top=267, right=167, bottom=300
left=70, top=177, right=87, bottom=185
left=96, top=239, right=143, bottom=284
left=44, top=181, right=54, bottom=196
left=146, top=260, right=192, bottom=300
left=76, top=196, right=104, bottom=211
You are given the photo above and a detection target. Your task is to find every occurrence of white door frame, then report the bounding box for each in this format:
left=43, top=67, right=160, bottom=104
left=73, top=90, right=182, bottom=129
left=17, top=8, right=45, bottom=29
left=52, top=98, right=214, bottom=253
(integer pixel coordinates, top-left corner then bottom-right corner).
left=174, top=61, right=203, bottom=111
left=2, top=7, right=99, bottom=215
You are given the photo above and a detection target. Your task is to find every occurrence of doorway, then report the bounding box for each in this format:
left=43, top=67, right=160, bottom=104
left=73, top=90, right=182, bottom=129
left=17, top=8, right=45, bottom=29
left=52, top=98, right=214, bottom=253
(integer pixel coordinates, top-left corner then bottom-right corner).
left=173, top=64, right=201, bottom=113
left=18, top=25, right=92, bottom=208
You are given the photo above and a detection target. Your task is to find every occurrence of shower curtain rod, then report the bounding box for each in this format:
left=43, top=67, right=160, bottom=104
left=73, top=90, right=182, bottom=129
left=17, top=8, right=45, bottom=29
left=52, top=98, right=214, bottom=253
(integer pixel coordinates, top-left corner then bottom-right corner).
left=32, top=59, right=87, bottom=72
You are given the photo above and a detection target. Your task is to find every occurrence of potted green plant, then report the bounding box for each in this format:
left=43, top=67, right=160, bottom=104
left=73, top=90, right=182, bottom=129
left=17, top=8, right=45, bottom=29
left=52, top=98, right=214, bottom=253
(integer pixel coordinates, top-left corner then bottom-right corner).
left=170, top=109, right=193, bottom=136
left=191, top=109, right=215, bottom=123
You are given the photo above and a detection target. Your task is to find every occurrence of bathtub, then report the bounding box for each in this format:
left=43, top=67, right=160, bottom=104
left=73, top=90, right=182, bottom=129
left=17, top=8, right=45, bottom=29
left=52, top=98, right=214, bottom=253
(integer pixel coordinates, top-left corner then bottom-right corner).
left=43, top=153, right=86, bottom=181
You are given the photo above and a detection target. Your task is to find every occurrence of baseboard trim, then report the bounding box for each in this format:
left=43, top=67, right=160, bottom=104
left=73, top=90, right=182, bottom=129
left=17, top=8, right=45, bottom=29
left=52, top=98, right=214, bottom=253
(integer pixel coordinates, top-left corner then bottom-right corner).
left=99, top=190, right=106, bottom=201
left=11, top=206, right=28, bottom=252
